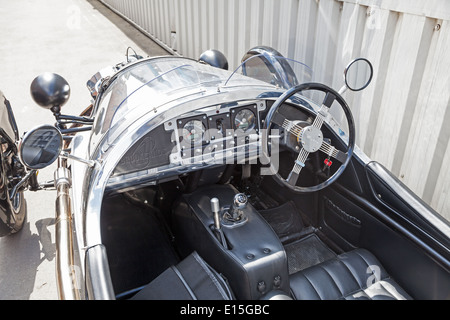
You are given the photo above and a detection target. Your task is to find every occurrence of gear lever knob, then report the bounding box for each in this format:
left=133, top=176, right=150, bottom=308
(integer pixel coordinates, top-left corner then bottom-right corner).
left=230, top=193, right=248, bottom=220
left=233, top=193, right=248, bottom=209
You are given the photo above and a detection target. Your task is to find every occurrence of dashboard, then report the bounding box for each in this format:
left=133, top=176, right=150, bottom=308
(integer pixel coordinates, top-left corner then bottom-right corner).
left=109, top=100, right=268, bottom=189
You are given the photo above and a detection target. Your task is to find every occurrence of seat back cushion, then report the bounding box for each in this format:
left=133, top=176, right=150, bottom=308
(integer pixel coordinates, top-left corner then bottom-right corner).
left=131, top=251, right=233, bottom=300
left=290, top=249, right=411, bottom=300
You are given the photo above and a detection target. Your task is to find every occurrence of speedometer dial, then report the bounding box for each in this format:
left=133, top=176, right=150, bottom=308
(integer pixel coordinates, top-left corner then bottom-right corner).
left=182, top=120, right=205, bottom=144
left=234, top=109, right=256, bottom=132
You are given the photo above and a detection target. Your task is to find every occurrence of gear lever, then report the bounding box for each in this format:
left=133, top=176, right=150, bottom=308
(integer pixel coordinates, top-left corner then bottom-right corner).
left=226, top=193, right=248, bottom=222
left=232, top=193, right=248, bottom=218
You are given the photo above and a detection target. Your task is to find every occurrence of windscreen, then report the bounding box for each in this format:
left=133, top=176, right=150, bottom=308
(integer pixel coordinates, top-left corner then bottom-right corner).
left=224, top=53, right=313, bottom=89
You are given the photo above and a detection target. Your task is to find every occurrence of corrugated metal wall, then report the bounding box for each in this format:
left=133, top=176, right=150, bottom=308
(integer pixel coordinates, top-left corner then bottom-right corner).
left=99, top=0, right=450, bottom=221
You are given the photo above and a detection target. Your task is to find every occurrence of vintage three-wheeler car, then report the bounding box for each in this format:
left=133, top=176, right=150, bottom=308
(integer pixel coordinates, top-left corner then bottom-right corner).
left=1, top=46, right=449, bottom=300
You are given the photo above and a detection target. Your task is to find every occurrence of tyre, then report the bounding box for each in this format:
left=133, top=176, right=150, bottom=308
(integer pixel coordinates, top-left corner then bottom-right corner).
left=0, top=190, right=27, bottom=237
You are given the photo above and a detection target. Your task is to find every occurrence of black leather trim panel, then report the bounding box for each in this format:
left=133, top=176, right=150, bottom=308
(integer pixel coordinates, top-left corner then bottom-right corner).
left=365, top=161, right=450, bottom=263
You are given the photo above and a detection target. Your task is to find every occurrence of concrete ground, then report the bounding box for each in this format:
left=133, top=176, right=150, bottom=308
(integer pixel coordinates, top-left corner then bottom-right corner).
left=0, top=0, right=169, bottom=300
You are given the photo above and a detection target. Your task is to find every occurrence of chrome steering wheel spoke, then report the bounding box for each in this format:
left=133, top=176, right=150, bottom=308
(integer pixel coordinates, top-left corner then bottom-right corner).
left=287, top=147, right=310, bottom=186
left=320, top=140, right=347, bottom=163
left=282, top=119, right=302, bottom=139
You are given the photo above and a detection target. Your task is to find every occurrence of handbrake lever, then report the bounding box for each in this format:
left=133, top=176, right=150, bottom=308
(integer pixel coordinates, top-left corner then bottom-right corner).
left=210, top=197, right=228, bottom=249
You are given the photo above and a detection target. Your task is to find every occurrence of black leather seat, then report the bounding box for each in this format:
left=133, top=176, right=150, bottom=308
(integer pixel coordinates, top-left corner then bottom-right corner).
left=290, top=248, right=411, bottom=300
left=130, top=250, right=292, bottom=300
left=131, top=251, right=234, bottom=300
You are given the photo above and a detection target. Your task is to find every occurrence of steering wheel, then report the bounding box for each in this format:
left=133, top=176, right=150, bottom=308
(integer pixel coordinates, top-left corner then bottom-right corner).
left=263, top=83, right=356, bottom=193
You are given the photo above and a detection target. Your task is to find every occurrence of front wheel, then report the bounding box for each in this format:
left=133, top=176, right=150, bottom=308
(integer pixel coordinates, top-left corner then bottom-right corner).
left=0, top=190, right=27, bottom=237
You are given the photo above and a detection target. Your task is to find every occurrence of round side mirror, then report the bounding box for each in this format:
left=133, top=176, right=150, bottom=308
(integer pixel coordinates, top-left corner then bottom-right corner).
left=19, top=125, right=63, bottom=169
left=30, top=73, right=70, bottom=110
left=344, top=58, right=373, bottom=91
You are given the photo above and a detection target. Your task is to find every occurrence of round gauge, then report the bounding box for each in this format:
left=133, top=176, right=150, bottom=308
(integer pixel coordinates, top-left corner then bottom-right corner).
left=182, top=120, right=206, bottom=144
left=234, top=109, right=256, bottom=132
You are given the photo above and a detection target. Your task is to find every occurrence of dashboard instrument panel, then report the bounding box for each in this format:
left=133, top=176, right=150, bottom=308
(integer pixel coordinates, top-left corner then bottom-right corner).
left=112, top=100, right=267, bottom=182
